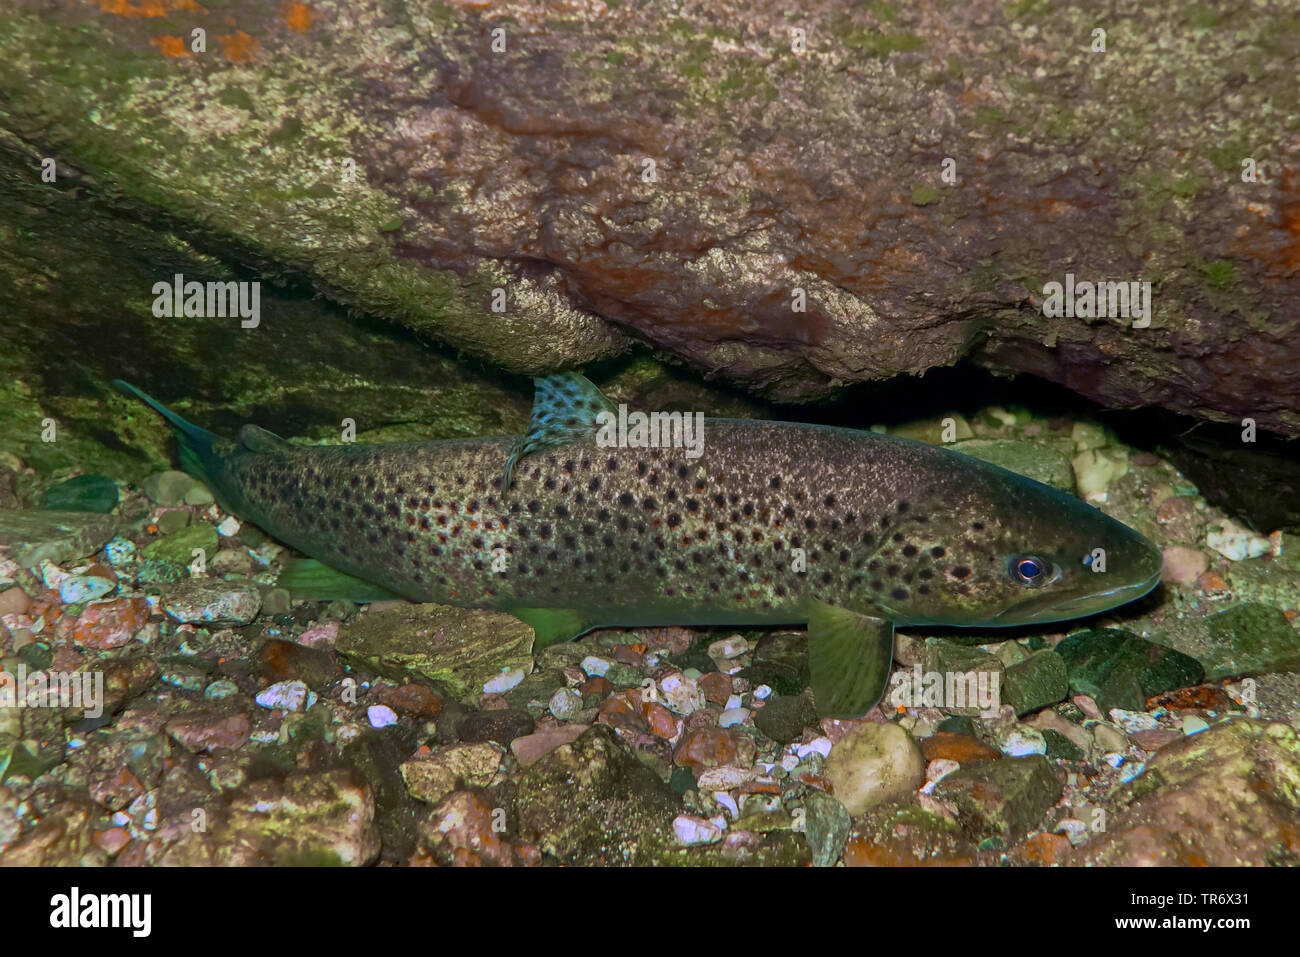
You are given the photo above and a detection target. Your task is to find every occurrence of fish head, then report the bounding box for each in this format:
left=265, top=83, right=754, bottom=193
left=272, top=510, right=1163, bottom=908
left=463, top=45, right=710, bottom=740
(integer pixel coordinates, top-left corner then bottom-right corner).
left=894, top=451, right=1163, bottom=628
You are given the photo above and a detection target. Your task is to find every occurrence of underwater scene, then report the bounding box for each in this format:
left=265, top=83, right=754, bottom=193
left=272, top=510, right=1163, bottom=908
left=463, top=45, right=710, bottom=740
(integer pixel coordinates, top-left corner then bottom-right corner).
left=1, top=0, right=1298, bottom=880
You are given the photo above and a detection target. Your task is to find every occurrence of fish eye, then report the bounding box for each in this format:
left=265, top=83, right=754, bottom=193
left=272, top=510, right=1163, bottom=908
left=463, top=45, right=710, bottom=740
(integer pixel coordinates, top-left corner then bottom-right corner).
left=1009, top=554, right=1055, bottom=587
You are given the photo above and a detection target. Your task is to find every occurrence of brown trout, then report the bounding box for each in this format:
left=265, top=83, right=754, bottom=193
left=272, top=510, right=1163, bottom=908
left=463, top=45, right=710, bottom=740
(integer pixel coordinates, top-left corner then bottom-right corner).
left=116, top=374, right=1162, bottom=716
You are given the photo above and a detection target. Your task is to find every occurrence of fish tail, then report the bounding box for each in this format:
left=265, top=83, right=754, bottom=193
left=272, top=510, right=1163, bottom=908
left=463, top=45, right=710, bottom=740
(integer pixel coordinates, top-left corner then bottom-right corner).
left=113, top=380, right=225, bottom=491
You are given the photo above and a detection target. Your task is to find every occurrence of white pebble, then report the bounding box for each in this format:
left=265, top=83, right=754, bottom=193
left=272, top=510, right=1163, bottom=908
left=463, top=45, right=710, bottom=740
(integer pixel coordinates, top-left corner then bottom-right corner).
left=580, top=656, right=612, bottom=678
left=718, top=707, right=749, bottom=727
left=672, top=814, right=723, bottom=845
left=724, top=694, right=744, bottom=710
left=926, top=758, right=960, bottom=782
left=1181, top=715, right=1210, bottom=736
left=484, top=668, right=526, bottom=693
left=256, top=680, right=311, bottom=712
left=714, top=792, right=739, bottom=819
left=367, top=705, right=399, bottom=729
left=217, top=516, right=242, bottom=537
left=795, top=736, right=833, bottom=760
left=708, top=635, right=750, bottom=660
left=752, top=684, right=773, bottom=700
left=1206, top=519, right=1272, bottom=561
left=697, top=766, right=751, bottom=791
left=998, top=726, right=1047, bottom=757
left=1108, top=708, right=1160, bottom=733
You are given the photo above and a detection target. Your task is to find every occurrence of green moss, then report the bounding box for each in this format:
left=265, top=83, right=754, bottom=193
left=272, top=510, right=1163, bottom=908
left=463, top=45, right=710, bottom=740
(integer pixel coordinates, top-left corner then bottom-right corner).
left=843, top=29, right=923, bottom=57
left=606, top=50, right=626, bottom=66
left=911, top=183, right=942, bottom=206
left=1199, top=259, right=1238, bottom=289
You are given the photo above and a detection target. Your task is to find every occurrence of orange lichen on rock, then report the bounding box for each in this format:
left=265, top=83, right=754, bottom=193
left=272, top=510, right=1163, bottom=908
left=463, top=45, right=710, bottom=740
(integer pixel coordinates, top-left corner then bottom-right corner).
left=217, top=30, right=259, bottom=63
left=281, top=1, right=313, bottom=33
left=150, top=34, right=191, bottom=58
left=93, top=0, right=203, bottom=18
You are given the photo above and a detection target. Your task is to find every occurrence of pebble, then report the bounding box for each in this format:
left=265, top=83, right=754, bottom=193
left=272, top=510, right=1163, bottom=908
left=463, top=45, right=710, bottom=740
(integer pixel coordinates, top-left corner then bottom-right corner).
left=256, top=679, right=312, bottom=712
left=367, top=705, right=399, bottom=729
left=548, top=688, right=584, bottom=721
left=161, top=581, right=261, bottom=625
left=707, top=635, right=750, bottom=660
left=697, top=670, right=732, bottom=705
left=0, top=586, right=29, bottom=617
left=456, top=709, right=535, bottom=744
left=140, top=470, right=203, bottom=507
left=673, top=814, right=723, bottom=845
left=696, top=765, right=752, bottom=791
left=510, top=725, right=587, bottom=767
left=718, top=707, right=749, bottom=727
left=1091, top=723, right=1130, bottom=754
left=103, top=537, right=135, bottom=565
left=919, top=732, right=1001, bottom=764
left=483, top=668, right=526, bottom=694
left=1109, top=708, right=1160, bottom=734
left=216, top=516, right=241, bottom=537
left=580, top=655, right=612, bottom=677
left=1181, top=715, right=1210, bottom=736
left=1161, top=546, right=1209, bottom=586
left=822, top=723, right=926, bottom=814
left=73, top=597, right=152, bottom=649
left=673, top=726, right=755, bottom=769
left=795, top=737, right=833, bottom=760
left=1074, top=695, right=1102, bottom=719
left=660, top=671, right=705, bottom=714
left=58, top=573, right=115, bottom=605
left=42, top=474, right=120, bottom=513
left=296, top=621, right=339, bottom=650
left=752, top=684, right=772, bottom=700
left=1206, top=519, right=1271, bottom=561
left=997, top=725, right=1047, bottom=757
left=204, top=678, right=240, bottom=700
left=926, top=758, right=960, bottom=782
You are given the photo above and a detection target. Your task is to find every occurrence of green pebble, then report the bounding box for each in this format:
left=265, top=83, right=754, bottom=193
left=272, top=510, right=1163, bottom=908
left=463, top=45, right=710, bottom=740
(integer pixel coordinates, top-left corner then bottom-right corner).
left=41, top=474, right=119, bottom=513
left=936, top=715, right=976, bottom=736
left=142, top=523, right=219, bottom=567
left=1055, top=629, right=1203, bottom=714
left=1201, top=604, right=1300, bottom=680
left=1042, top=728, right=1085, bottom=761
left=156, top=509, right=190, bottom=534
left=1003, top=649, right=1069, bottom=716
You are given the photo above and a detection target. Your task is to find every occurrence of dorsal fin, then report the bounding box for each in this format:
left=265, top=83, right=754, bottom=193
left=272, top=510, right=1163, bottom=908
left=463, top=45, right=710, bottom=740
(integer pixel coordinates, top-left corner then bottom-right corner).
left=239, top=424, right=293, bottom=453
left=502, top=373, right=616, bottom=489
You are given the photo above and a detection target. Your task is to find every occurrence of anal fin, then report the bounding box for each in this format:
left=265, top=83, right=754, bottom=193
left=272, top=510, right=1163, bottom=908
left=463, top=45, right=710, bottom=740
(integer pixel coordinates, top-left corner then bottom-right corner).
left=508, top=606, right=593, bottom=650
left=278, top=558, right=405, bottom=603
left=806, top=600, right=895, bottom=718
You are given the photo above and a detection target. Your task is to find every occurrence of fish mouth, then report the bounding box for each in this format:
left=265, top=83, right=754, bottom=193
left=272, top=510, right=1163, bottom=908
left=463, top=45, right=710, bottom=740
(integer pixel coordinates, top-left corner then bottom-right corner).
left=994, top=565, right=1163, bottom=625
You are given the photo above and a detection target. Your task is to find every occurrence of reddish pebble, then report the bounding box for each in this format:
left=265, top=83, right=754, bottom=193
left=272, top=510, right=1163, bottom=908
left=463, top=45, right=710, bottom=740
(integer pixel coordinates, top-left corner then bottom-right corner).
left=1021, top=831, right=1071, bottom=865
left=0, top=587, right=29, bottom=617
left=74, top=598, right=151, bottom=650
left=579, top=675, right=612, bottom=697
left=673, top=726, right=742, bottom=768
left=1197, top=570, right=1230, bottom=595
left=611, top=645, right=643, bottom=666
left=920, top=732, right=1001, bottom=764
left=377, top=683, right=443, bottom=718
left=597, top=696, right=648, bottom=733
left=697, top=671, right=733, bottom=705
left=1147, top=684, right=1234, bottom=711
left=93, top=827, right=132, bottom=856
left=1131, top=452, right=1160, bottom=467
left=1130, top=728, right=1183, bottom=751
left=642, top=701, right=679, bottom=739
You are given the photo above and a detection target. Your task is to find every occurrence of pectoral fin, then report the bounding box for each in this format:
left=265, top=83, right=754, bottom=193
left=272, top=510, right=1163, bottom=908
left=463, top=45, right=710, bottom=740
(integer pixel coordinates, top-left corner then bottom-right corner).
left=806, top=600, right=895, bottom=718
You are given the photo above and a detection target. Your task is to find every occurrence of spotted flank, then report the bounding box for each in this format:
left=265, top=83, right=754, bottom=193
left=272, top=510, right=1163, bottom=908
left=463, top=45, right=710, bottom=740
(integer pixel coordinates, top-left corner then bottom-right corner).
left=118, top=373, right=1163, bottom=718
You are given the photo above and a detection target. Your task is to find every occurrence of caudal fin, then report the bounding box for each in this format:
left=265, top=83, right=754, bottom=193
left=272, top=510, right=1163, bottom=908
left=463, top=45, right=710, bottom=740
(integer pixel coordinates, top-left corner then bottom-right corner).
left=113, top=380, right=225, bottom=492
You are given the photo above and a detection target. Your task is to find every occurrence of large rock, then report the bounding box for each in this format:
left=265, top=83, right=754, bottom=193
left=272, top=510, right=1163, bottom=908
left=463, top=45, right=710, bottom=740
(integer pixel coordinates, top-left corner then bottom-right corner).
left=0, top=510, right=117, bottom=568
left=1070, top=719, right=1300, bottom=866
left=336, top=601, right=534, bottom=700
left=224, top=769, right=380, bottom=866
left=512, top=724, right=679, bottom=865
left=1, top=0, right=1295, bottom=435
